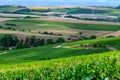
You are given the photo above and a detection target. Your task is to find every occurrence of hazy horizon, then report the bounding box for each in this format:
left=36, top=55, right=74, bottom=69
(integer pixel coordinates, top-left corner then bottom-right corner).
left=0, top=0, right=120, bottom=7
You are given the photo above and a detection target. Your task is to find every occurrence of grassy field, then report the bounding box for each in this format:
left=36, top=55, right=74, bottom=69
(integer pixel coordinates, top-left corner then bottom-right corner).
left=0, top=37, right=120, bottom=79
left=0, top=44, right=109, bottom=64
left=0, top=37, right=120, bottom=65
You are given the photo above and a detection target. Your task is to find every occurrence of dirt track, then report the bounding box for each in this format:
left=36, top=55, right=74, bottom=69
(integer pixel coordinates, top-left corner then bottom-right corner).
left=37, top=16, right=120, bottom=25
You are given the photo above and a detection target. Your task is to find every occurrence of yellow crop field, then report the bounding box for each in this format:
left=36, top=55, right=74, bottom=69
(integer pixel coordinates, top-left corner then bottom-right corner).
left=29, top=7, right=49, bottom=10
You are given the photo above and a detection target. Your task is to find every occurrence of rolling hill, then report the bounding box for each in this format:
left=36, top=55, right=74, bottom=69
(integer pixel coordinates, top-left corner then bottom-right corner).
left=0, top=37, right=120, bottom=64
left=0, top=37, right=120, bottom=79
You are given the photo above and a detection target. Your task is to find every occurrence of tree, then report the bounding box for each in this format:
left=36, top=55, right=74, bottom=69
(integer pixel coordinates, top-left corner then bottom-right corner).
left=16, top=42, right=23, bottom=49
left=43, top=31, right=48, bottom=34
left=46, top=39, right=54, bottom=45
left=90, top=35, right=97, bottom=39
left=20, top=29, right=24, bottom=32
left=34, top=38, right=41, bottom=46
left=50, top=32, right=53, bottom=35
left=0, top=35, right=14, bottom=47
left=56, top=37, right=65, bottom=43
left=25, top=37, right=30, bottom=45
left=13, top=36, right=19, bottom=46
left=22, top=43, right=29, bottom=48
left=29, top=30, right=31, bottom=32
left=79, top=32, right=83, bottom=39
left=38, top=31, right=41, bottom=34
left=40, top=39, right=45, bottom=46
left=0, top=25, right=2, bottom=29
left=30, top=36, right=36, bottom=46
left=12, top=28, right=15, bottom=31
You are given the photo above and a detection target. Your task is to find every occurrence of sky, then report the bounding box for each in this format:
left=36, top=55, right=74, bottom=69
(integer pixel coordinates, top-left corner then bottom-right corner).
left=0, top=0, right=120, bottom=6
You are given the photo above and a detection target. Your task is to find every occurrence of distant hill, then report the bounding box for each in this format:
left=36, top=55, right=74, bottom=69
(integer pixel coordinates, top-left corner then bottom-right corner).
left=0, top=5, right=30, bottom=13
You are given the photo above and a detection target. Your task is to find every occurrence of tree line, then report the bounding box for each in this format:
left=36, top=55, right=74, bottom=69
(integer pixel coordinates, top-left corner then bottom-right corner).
left=0, top=35, right=65, bottom=50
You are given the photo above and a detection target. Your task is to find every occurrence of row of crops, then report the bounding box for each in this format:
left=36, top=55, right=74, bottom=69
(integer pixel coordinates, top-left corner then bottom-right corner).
left=0, top=51, right=119, bottom=80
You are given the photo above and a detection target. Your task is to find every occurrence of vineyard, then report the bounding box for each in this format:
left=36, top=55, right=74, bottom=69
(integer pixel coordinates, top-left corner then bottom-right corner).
left=0, top=51, right=119, bottom=80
